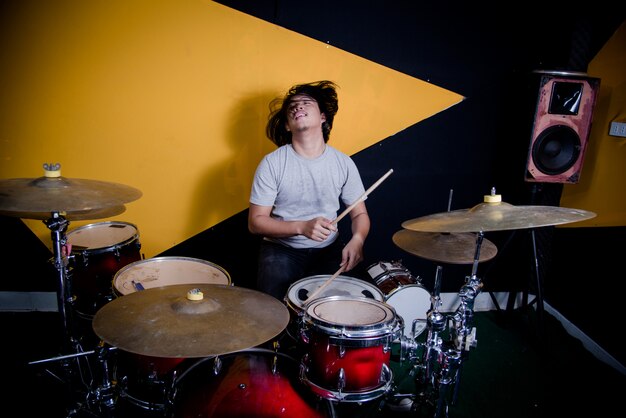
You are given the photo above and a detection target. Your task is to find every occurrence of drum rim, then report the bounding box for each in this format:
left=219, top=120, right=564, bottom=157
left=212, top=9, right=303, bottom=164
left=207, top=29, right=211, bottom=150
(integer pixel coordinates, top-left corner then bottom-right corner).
left=112, top=256, right=232, bottom=295
left=67, top=221, right=140, bottom=252
left=303, top=296, right=400, bottom=339
left=367, top=260, right=415, bottom=282
left=285, top=275, right=384, bottom=309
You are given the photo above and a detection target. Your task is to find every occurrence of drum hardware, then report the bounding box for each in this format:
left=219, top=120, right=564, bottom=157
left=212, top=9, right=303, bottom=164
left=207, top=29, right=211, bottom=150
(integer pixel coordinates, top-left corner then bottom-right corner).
left=67, top=221, right=143, bottom=321
left=284, top=275, right=384, bottom=343
left=92, top=283, right=290, bottom=358
left=29, top=344, right=119, bottom=417
left=367, top=260, right=431, bottom=340
left=298, top=296, right=401, bottom=403
left=0, top=164, right=142, bottom=353
left=388, top=189, right=598, bottom=417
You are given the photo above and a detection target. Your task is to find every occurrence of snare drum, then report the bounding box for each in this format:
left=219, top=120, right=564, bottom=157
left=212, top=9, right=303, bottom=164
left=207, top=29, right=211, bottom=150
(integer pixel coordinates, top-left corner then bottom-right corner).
left=113, top=256, right=231, bottom=296
left=67, top=221, right=142, bottom=319
left=299, top=296, right=402, bottom=402
left=284, top=275, right=384, bottom=342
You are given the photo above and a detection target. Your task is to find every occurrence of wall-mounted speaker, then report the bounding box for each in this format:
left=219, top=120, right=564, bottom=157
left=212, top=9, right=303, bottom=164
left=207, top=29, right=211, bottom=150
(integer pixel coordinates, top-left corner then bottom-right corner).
left=525, top=71, right=600, bottom=184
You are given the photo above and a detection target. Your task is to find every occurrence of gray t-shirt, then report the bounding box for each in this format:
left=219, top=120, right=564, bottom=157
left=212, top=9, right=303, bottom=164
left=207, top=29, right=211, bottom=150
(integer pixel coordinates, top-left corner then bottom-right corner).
left=250, top=144, right=366, bottom=249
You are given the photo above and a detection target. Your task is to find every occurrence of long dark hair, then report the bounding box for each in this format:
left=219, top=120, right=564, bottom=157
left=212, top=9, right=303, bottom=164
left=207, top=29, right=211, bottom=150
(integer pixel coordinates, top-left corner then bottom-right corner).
left=266, top=80, right=339, bottom=146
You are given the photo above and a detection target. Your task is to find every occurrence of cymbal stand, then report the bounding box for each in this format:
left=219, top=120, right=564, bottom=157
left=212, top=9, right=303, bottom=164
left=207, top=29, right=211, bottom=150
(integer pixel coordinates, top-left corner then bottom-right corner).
left=43, top=212, right=102, bottom=416
left=421, top=266, right=446, bottom=385
left=444, top=232, right=483, bottom=410
left=44, top=211, right=75, bottom=352
left=87, top=344, right=116, bottom=417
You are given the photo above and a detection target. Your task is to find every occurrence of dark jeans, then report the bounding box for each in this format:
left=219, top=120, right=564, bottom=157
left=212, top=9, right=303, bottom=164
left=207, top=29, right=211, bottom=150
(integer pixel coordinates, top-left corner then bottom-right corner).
left=256, top=239, right=344, bottom=300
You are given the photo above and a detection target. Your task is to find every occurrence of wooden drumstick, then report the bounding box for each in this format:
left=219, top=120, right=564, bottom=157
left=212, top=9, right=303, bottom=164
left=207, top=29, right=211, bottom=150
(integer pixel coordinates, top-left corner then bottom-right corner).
left=302, top=265, right=346, bottom=305
left=332, top=168, right=394, bottom=225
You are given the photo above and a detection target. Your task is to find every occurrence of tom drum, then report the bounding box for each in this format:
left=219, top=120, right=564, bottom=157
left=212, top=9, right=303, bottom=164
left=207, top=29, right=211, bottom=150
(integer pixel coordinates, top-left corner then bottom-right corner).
left=67, top=221, right=142, bottom=319
left=299, top=296, right=402, bottom=402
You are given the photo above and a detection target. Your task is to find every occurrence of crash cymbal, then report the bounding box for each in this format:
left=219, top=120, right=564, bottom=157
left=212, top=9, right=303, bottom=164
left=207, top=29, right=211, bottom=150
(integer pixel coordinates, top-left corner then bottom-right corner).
left=393, top=229, right=497, bottom=264
left=402, top=193, right=596, bottom=233
left=92, top=284, right=289, bottom=358
left=0, top=205, right=126, bottom=221
left=0, top=164, right=142, bottom=217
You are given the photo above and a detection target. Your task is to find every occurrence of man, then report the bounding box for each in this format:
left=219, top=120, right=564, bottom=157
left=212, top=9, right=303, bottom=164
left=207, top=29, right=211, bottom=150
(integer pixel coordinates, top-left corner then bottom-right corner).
left=249, top=80, right=370, bottom=300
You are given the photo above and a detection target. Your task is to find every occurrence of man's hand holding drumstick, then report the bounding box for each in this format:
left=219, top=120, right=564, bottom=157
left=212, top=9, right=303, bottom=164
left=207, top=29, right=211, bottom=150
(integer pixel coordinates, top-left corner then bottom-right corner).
left=303, top=169, right=394, bottom=304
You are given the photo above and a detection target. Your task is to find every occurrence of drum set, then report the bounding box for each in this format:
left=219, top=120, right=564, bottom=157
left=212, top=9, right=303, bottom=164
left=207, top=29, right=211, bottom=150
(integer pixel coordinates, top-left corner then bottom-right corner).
left=0, top=165, right=597, bottom=418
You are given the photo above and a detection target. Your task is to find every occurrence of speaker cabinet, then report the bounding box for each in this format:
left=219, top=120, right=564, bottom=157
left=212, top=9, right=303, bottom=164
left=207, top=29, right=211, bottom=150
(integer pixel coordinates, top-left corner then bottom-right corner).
left=525, top=71, right=600, bottom=184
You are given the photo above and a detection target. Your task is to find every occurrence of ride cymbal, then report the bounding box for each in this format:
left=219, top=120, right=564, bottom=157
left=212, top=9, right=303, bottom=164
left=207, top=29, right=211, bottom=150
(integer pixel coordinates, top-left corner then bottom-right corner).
left=402, top=193, right=596, bottom=233
left=393, top=230, right=497, bottom=264
left=0, top=164, right=142, bottom=217
left=92, top=284, right=289, bottom=358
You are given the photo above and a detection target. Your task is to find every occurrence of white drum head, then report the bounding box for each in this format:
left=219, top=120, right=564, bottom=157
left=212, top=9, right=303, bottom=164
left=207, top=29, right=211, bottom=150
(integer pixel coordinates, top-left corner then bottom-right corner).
left=67, top=221, right=138, bottom=251
left=114, top=256, right=231, bottom=295
left=285, top=275, right=384, bottom=312
left=305, top=296, right=397, bottom=340
left=385, top=285, right=432, bottom=339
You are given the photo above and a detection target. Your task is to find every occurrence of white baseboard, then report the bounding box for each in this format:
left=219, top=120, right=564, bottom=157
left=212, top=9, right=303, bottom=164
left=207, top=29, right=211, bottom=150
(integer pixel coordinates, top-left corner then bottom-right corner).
left=544, top=301, right=626, bottom=376
left=0, top=291, right=58, bottom=312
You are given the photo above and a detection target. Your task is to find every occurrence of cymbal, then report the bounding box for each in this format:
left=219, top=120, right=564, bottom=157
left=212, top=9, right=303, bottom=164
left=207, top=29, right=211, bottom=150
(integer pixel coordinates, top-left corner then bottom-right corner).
left=0, top=165, right=142, bottom=216
left=402, top=197, right=596, bottom=233
left=92, top=284, right=289, bottom=358
left=0, top=205, right=126, bottom=221
left=393, top=229, right=497, bottom=264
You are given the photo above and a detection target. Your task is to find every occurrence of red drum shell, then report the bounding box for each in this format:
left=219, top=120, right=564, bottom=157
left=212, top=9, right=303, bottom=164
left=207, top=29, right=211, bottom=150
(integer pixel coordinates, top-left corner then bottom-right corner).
left=172, top=349, right=332, bottom=418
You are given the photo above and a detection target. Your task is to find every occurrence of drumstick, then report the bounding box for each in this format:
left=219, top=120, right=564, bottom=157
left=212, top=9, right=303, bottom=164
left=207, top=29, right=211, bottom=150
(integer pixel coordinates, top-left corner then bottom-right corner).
left=332, top=169, right=394, bottom=225
left=302, top=265, right=346, bottom=305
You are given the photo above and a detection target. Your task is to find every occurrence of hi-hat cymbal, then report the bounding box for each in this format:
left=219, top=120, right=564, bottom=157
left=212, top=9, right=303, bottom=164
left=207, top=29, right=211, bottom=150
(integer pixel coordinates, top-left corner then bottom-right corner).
left=92, top=284, right=289, bottom=358
left=0, top=164, right=142, bottom=217
left=393, top=229, right=497, bottom=264
left=0, top=205, right=127, bottom=221
left=402, top=196, right=596, bottom=233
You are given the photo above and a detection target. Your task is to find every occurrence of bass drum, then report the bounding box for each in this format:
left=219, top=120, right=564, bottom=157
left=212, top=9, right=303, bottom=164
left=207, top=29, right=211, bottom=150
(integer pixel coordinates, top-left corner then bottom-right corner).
left=171, top=348, right=335, bottom=418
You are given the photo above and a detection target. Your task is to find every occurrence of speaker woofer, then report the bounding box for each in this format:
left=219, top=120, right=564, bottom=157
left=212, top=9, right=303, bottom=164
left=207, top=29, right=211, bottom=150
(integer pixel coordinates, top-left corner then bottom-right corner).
left=531, top=124, right=581, bottom=175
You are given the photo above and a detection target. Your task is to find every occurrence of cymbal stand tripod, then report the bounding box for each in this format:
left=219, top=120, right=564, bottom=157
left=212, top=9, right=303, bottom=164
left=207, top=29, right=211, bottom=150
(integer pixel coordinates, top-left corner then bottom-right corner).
left=29, top=345, right=118, bottom=417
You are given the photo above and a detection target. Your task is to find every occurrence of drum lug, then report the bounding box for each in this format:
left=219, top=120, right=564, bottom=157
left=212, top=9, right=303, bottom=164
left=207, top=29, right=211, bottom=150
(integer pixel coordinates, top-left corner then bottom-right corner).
left=337, top=368, right=346, bottom=392
left=299, top=326, right=309, bottom=344
left=213, top=356, right=222, bottom=376
left=379, top=363, right=392, bottom=384
left=81, top=252, right=90, bottom=268
left=299, top=354, right=309, bottom=381
left=338, top=345, right=346, bottom=358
